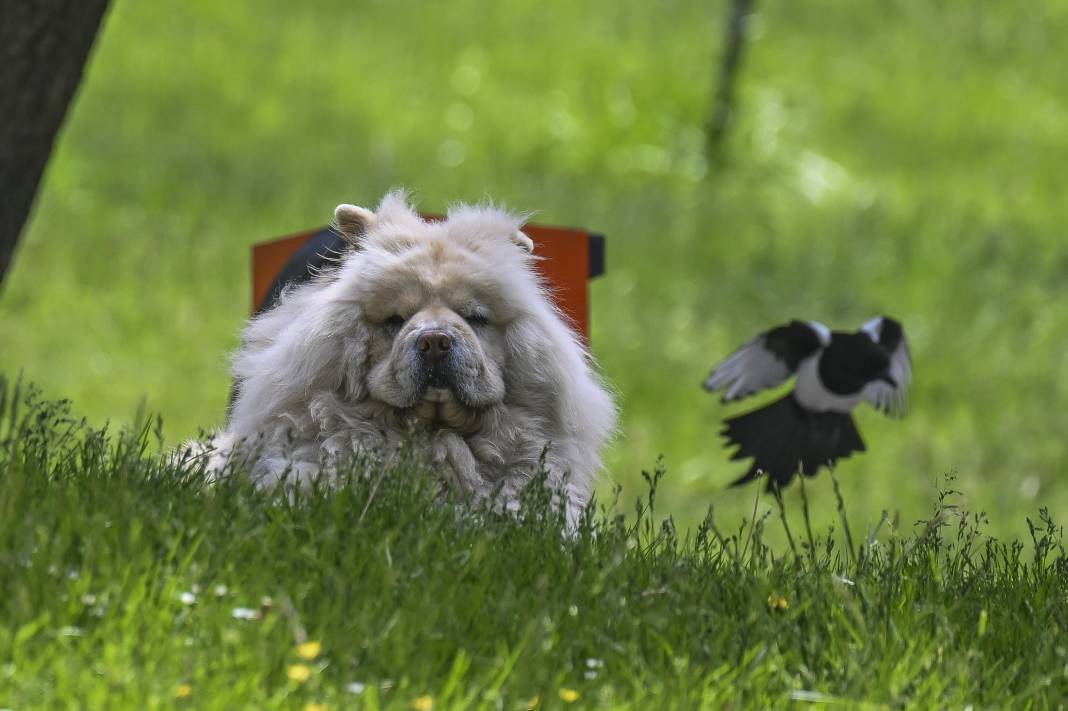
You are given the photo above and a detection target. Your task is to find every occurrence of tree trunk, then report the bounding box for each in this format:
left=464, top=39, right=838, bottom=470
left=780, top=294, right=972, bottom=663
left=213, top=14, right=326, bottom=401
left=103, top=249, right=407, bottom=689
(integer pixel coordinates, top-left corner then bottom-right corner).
left=0, top=0, right=111, bottom=288
left=705, top=0, right=755, bottom=158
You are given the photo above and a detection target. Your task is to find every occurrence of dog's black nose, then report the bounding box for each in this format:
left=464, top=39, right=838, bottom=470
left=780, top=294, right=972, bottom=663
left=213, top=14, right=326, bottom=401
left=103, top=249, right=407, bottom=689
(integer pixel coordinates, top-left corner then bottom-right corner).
left=416, top=330, right=453, bottom=359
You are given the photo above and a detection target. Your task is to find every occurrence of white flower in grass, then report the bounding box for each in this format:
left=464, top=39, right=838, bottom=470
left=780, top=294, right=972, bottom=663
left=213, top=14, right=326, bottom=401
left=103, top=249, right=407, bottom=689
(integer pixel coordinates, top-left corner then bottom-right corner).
left=214, top=585, right=228, bottom=597
left=584, top=670, right=598, bottom=680
left=81, top=593, right=97, bottom=605
left=585, top=658, right=604, bottom=669
left=347, top=682, right=366, bottom=695
left=231, top=607, right=258, bottom=620
left=568, top=605, right=578, bottom=617
left=179, top=591, right=196, bottom=605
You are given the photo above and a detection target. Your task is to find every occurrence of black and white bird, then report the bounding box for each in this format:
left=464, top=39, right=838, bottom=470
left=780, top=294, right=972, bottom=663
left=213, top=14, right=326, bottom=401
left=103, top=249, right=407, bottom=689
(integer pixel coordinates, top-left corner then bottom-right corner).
left=703, top=316, right=911, bottom=490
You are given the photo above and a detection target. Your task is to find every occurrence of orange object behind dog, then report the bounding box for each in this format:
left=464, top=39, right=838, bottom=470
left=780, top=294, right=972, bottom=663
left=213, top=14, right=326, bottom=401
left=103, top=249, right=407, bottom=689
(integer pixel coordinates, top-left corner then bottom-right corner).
left=252, top=220, right=605, bottom=340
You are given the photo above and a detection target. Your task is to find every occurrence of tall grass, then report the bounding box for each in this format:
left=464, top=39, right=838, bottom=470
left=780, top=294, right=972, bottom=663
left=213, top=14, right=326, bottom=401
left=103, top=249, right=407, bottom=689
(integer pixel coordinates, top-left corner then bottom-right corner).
left=2, top=378, right=1066, bottom=708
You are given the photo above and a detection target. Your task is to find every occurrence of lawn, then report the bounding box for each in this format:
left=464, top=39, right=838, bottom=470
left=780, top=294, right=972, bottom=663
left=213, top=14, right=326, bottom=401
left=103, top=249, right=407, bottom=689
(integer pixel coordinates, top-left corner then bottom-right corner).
left=2, top=382, right=1067, bottom=708
left=3, top=2, right=1068, bottom=555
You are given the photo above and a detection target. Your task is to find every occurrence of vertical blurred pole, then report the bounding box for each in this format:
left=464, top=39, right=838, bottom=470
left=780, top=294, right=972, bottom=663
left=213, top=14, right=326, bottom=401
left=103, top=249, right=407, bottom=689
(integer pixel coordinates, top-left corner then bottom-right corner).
left=705, top=0, right=755, bottom=160
left=0, top=0, right=111, bottom=289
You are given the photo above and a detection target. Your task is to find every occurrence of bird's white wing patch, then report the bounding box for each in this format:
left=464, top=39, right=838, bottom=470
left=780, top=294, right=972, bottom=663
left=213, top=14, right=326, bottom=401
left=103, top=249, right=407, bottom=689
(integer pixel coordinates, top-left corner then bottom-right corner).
left=806, top=320, right=832, bottom=346
left=859, top=316, right=883, bottom=342
left=861, top=317, right=912, bottom=417
left=703, top=335, right=794, bottom=402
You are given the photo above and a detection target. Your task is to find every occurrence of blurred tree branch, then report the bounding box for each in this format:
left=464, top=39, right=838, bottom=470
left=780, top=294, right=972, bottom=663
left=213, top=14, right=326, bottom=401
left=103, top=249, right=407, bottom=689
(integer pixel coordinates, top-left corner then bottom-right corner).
left=705, top=0, right=755, bottom=160
left=0, top=0, right=110, bottom=288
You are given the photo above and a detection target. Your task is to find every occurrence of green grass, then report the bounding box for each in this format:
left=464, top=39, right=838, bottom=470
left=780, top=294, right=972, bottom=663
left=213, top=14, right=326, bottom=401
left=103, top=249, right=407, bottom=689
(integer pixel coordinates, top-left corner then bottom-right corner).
left=3, top=382, right=1068, bottom=708
left=3, top=0, right=1068, bottom=538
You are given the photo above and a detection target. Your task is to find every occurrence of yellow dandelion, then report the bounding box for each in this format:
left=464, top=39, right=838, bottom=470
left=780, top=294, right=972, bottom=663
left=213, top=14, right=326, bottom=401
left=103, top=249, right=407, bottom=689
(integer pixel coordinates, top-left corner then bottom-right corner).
left=559, top=688, right=580, bottom=703
left=287, top=664, right=313, bottom=683
left=297, top=641, right=322, bottom=660
left=525, top=694, right=541, bottom=709
left=767, top=594, right=789, bottom=610
left=175, top=683, right=193, bottom=699
left=304, top=704, right=328, bottom=711
left=412, top=695, right=434, bottom=711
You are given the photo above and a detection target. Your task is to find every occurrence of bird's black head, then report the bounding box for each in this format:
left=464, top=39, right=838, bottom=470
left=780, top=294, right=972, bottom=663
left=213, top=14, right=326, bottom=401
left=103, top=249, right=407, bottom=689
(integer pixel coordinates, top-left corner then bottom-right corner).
left=819, top=332, right=893, bottom=395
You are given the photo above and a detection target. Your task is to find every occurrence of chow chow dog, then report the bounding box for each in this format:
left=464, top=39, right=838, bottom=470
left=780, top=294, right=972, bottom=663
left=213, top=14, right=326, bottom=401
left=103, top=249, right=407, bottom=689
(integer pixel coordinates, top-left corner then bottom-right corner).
left=200, top=191, right=616, bottom=523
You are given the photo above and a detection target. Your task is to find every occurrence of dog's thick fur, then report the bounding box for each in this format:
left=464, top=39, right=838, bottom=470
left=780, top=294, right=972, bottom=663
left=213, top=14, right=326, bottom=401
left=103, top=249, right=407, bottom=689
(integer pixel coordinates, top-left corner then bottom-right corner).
left=203, top=191, right=616, bottom=520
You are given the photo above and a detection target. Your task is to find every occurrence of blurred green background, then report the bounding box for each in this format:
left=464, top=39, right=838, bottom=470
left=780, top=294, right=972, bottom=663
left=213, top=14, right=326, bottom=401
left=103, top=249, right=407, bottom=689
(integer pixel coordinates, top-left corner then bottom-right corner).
left=2, top=0, right=1067, bottom=538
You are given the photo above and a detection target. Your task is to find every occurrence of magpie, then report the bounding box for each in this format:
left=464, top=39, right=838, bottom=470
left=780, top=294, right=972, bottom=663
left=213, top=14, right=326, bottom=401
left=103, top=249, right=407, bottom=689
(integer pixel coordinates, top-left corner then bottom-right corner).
left=702, top=316, right=911, bottom=490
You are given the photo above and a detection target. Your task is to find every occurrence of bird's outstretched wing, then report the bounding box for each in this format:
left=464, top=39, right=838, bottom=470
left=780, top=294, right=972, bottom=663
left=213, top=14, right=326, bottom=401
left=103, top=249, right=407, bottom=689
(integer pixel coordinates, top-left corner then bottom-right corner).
left=703, top=320, right=827, bottom=403
left=860, top=316, right=912, bottom=416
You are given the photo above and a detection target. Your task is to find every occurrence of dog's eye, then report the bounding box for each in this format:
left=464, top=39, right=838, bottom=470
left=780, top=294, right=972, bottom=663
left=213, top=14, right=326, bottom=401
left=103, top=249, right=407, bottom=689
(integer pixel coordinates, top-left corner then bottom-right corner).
left=384, top=314, right=406, bottom=328
left=465, top=313, right=490, bottom=327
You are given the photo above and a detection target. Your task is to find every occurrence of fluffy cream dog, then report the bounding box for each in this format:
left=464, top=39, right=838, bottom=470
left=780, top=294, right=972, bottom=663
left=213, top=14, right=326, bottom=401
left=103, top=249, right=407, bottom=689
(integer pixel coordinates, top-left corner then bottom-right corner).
left=204, top=191, right=616, bottom=522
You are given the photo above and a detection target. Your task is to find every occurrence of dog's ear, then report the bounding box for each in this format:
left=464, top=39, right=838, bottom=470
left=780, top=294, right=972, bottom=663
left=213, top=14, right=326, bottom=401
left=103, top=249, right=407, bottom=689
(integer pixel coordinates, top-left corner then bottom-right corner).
left=333, top=204, right=377, bottom=248
left=511, top=230, right=534, bottom=254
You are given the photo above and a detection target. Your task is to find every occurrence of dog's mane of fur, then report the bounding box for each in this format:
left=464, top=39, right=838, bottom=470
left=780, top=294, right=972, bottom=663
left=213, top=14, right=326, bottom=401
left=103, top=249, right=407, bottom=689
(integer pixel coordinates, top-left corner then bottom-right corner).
left=208, top=191, right=616, bottom=518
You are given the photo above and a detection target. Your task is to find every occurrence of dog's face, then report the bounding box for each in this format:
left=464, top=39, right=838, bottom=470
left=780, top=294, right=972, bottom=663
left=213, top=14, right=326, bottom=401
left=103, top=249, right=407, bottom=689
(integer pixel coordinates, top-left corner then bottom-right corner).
left=361, top=259, right=508, bottom=418
left=334, top=198, right=537, bottom=431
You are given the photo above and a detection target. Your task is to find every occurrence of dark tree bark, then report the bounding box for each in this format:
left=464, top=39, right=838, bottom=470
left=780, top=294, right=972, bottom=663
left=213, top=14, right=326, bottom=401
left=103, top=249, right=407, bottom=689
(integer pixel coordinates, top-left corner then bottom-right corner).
left=705, top=0, right=755, bottom=158
left=0, top=0, right=111, bottom=287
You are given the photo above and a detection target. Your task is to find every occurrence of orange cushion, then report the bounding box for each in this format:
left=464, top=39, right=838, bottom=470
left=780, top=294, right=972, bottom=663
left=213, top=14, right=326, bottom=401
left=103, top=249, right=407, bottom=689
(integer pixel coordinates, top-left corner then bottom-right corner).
left=251, top=221, right=601, bottom=340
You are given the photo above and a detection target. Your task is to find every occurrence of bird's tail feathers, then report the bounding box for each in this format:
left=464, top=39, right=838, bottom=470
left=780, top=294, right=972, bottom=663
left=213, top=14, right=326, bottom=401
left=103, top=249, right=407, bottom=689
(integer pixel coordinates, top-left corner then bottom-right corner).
left=722, top=394, right=865, bottom=490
